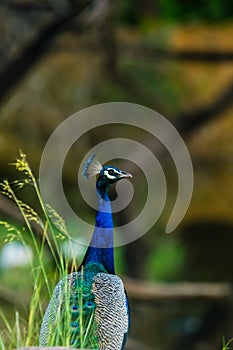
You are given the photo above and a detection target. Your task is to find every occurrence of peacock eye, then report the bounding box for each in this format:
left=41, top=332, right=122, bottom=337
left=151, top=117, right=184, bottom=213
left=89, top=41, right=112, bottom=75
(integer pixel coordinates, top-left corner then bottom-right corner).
left=108, top=169, right=115, bottom=176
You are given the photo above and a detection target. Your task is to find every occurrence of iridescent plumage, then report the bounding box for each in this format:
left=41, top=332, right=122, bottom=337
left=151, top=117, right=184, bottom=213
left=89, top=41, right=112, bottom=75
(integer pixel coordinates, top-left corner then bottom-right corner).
left=40, top=156, right=131, bottom=349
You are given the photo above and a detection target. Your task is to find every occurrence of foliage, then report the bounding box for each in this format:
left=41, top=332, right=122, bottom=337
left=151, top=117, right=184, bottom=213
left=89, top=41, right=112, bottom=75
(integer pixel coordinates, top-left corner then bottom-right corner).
left=222, top=337, right=233, bottom=350
left=145, top=236, right=186, bottom=281
left=118, top=0, right=233, bottom=23
left=0, top=151, right=98, bottom=349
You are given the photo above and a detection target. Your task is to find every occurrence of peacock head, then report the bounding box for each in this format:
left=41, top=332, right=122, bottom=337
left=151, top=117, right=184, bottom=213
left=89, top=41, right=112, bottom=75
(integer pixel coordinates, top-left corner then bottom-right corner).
left=82, top=155, right=132, bottom=197
left=98, top=165, right=132, bottom=185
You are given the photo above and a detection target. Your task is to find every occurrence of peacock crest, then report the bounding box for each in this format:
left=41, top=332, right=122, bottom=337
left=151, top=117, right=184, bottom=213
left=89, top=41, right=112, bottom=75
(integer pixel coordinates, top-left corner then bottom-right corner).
left=82, top=154, right=102, bottom=179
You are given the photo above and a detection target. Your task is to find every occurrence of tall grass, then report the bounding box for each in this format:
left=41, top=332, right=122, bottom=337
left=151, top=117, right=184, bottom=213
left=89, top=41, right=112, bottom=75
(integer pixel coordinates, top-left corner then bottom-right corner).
left=0, top=151, right=98, bottom=349
left=222, top=337, right=233, bottom=350
left=0, top=152, right=229, bottom=350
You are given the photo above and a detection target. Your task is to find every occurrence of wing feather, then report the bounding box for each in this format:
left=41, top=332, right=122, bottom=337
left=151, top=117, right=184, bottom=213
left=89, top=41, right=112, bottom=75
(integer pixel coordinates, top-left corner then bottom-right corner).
left=92, top=273, right=129, bottom=350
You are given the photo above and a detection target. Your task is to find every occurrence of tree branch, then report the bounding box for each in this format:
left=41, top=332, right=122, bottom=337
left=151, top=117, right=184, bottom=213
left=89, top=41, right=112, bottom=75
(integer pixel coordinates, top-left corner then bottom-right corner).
left=0, top=0, right=111, bottom=103
left=121, top=44, right=233, bottom=63
left=98, top=22, right=233, bottom=135
left=124, top=277, right=233, bottom=302
left=177, top=80, right=233, bottom=134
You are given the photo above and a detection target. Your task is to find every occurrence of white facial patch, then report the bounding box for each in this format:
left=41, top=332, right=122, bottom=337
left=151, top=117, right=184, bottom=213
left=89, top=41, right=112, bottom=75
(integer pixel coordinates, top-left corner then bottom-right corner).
left=104, top=168, right=121, bottom=180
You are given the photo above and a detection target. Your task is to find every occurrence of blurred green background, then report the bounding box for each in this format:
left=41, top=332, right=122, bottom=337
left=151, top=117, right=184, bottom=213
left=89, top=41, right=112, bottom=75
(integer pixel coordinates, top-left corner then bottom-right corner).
left=0, top=1, right=233, bottom=349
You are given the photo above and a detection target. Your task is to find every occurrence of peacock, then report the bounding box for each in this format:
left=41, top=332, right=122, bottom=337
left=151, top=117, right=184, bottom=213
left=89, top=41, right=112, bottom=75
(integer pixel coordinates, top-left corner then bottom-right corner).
left=40, top=155, right=132, bottom=349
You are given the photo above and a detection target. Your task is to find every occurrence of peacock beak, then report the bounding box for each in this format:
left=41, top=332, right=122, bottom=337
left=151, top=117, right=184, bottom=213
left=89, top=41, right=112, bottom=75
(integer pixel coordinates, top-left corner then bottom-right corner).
left=119, top=171, right=133, bottom=179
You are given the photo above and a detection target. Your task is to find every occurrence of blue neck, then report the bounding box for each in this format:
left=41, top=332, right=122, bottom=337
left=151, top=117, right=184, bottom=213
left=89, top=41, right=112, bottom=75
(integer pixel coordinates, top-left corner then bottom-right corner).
left=80, top=180, right=115, bottom=274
